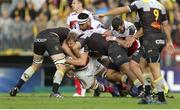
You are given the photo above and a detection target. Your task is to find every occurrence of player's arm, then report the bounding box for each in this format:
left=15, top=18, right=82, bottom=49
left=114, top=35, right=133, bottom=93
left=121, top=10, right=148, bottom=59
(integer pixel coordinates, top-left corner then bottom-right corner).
left=62, top=40, right=77, bottom=59
left=72, top=41, right=81, bottom=58
left=161, top=6, right=175, bottom=54
left=66, top=52, right=88, bottom=66
left=98, top=1, right=141, bottom=17
left=162, top=21, right=175, bottom=54
left=98, top=6, right=130, bottom=17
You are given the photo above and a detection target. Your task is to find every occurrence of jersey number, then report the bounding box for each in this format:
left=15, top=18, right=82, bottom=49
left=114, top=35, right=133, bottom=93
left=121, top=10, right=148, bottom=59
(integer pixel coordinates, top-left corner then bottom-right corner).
left=153, top=9, right=159, bottom=21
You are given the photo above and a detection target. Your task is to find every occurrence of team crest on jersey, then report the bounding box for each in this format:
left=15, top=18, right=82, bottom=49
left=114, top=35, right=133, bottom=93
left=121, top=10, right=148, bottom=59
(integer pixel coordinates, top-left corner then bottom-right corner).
left=54, top=46, right=59, bottom=51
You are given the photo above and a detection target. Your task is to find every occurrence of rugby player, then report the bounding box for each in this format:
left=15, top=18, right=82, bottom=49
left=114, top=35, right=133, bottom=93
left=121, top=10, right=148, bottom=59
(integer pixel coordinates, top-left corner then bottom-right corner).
left=98, top=0, right=175, bottom=104
left=9, top=27, right=70, bottom=98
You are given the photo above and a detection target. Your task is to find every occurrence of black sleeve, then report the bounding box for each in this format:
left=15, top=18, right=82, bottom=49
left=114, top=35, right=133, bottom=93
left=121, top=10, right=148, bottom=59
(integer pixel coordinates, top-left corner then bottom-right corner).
left=161, top=5, right=168, bottom=22
left=128, top=1, right=142, bottom=12
left=162, top=13, right=168, bottom=22
left=78, top=38, right=88, bottom=48
left=134, top=22, right=141, bottom=30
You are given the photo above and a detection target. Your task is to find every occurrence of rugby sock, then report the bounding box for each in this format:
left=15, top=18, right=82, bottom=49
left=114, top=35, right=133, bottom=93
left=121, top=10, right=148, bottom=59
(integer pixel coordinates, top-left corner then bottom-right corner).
left=52, top=83, right=60, bottom=93
left=154, top=76, right=165, bottom=102
left=101, top=71, right=107, bottom=78
left=52, top=70, right=64, bottom=93
left=143, top=74, right=152, bottom=96
left=74, top=77, right=82, bottom=95
left=16, top=66, right=36, bottom=89
left=16, top=79, right=25, bottom=89
left=121, top=74, right=128, bottom=83
left=133, top=79, right=143, bottom=93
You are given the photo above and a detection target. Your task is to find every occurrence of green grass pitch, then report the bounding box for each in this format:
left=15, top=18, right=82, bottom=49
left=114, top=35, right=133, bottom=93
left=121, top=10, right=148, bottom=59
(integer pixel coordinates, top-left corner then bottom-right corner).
left=0, top=93, right=180, bottom=109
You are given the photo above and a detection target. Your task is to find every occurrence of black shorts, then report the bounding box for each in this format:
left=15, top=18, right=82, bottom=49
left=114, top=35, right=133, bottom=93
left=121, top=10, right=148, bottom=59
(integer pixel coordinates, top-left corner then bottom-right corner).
left=131, top=46, right=145, bottom=63
left=33, top=33, right=63, bottom=56
left=108, top=42, right=129, bottom=68
left=108, top=62, right=120, bottom=71
left=143, top=33, right=165, bottom=63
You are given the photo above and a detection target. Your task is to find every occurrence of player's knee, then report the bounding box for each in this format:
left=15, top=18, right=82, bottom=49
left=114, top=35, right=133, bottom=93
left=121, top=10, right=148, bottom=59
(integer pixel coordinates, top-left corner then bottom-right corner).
left=31, top=63, right=41, bottom=70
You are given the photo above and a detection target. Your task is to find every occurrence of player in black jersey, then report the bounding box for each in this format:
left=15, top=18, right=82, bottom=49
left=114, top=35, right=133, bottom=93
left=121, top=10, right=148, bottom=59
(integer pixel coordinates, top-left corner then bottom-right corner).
left=9, top=27, right=70, bottom=97
left=98, top=0, right=175, bottom=104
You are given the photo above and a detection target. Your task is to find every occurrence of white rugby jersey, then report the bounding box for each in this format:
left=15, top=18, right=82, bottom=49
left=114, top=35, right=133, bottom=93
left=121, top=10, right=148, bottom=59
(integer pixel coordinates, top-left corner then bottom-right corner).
left=67, top=9, right=94, bottom=30
left=111, top=20, right=137, bottom=38
left=71, top=19, right=107, bottom=39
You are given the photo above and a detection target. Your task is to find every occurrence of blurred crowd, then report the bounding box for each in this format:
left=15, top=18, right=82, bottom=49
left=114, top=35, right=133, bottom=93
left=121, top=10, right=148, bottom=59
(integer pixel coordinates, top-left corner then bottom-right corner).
left=0, top=0, right=180, bottom=66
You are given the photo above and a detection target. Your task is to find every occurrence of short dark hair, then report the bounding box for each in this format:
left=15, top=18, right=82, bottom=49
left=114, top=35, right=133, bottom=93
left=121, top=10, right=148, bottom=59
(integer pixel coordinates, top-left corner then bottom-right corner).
left=111, top=17, right=124, bottom=31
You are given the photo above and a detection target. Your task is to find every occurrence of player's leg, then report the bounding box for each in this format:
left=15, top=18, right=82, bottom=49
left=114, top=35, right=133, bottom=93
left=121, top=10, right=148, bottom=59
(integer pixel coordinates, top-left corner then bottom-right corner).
left=108, top=43, right=143, bottom=94
left=9, top=38, right=45, bottom=96
left=9, top=54, right=43, bottom=96
left=44, top=36, right=68, bottom=98
left=130, top=47, right=144, bottom=84
left=139, top=36, right=166, bottom=104
left=50, top=53, right=67, bottom=98
left=149, top=61, right=166, bottom=103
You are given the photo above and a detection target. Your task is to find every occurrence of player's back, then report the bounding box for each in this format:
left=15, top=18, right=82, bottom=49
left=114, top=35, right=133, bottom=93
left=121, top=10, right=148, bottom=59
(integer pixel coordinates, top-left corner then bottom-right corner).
left=130, top=0, right=167, bottom=34
left=37, top=27, right=70, bottom=43
left=86, top=33, right=109, bottom=56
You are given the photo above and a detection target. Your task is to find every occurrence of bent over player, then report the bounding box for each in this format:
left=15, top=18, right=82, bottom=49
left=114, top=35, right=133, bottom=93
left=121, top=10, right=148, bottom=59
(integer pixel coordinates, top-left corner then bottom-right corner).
left=9, top=27, right=70, bottom=97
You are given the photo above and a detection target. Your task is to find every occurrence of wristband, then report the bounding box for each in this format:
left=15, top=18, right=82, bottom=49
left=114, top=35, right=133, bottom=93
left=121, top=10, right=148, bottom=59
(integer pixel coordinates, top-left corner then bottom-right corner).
left=112, top=37, right=116, bottom=41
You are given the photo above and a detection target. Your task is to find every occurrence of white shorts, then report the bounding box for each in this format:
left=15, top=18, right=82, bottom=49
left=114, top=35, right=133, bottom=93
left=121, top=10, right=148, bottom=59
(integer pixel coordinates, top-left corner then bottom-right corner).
left=74, top=57, right=104, bottom=89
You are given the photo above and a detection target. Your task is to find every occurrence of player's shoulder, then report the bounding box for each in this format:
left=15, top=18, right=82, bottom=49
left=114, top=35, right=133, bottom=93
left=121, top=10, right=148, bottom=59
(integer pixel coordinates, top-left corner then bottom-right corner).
left=69, top=12, right=77, bottom=16
left=124, top=20, right=135, bottom=30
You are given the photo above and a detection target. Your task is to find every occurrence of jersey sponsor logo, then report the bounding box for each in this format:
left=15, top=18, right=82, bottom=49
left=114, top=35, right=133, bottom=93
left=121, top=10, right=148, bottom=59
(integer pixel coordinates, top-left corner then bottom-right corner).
left=151, top=21, right=161, bottom=30
left=54, top=46, right=59, bottom=51
left=155, top=39, right=165, bottom=45
left=117, top=54, right=122, bottom=59
left=34, top=38, right=47, bottom=42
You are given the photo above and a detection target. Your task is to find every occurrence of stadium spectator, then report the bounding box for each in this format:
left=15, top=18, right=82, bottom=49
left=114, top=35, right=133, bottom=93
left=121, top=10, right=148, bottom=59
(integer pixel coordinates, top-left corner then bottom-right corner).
left=25, top=0, right=37, bottom=21
left=11, top=0, right=25, bottom=20
left=28, top=0, right=46, bottom=11
left=0, top=10, right=12, bottom=50
left=33, top=11, right=48, bottom=36
left=38, top=1, right=51, bottom=20
left=47, top=9, right=66, bottom=28
left=10, top=12, right=23, bottom=49
left=21, top=15, right=34, bottom=51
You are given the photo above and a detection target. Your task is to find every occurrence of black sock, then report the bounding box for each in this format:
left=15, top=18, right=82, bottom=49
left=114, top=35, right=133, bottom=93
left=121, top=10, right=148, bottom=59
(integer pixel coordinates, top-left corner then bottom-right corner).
left=16, top=79, right=25, bottom=89
left=144, top=85, right=151, bottom=96
left=52, top=83, right=60, bottom=93
left=158, top=92, right=165, bottom=102
left=138, top=85, right=144, bottom=93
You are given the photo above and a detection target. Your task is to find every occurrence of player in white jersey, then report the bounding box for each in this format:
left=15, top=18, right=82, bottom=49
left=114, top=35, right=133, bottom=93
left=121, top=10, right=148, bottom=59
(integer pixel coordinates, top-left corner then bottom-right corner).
left=65, top=0, right=109, bottom=97
left=63, top=12, right=114, bottom=97
left=67, top=8, right=93, bottom=30
left=65, top=0, right=90, bottom=97
left=65, top=32, right=119, bottom=97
